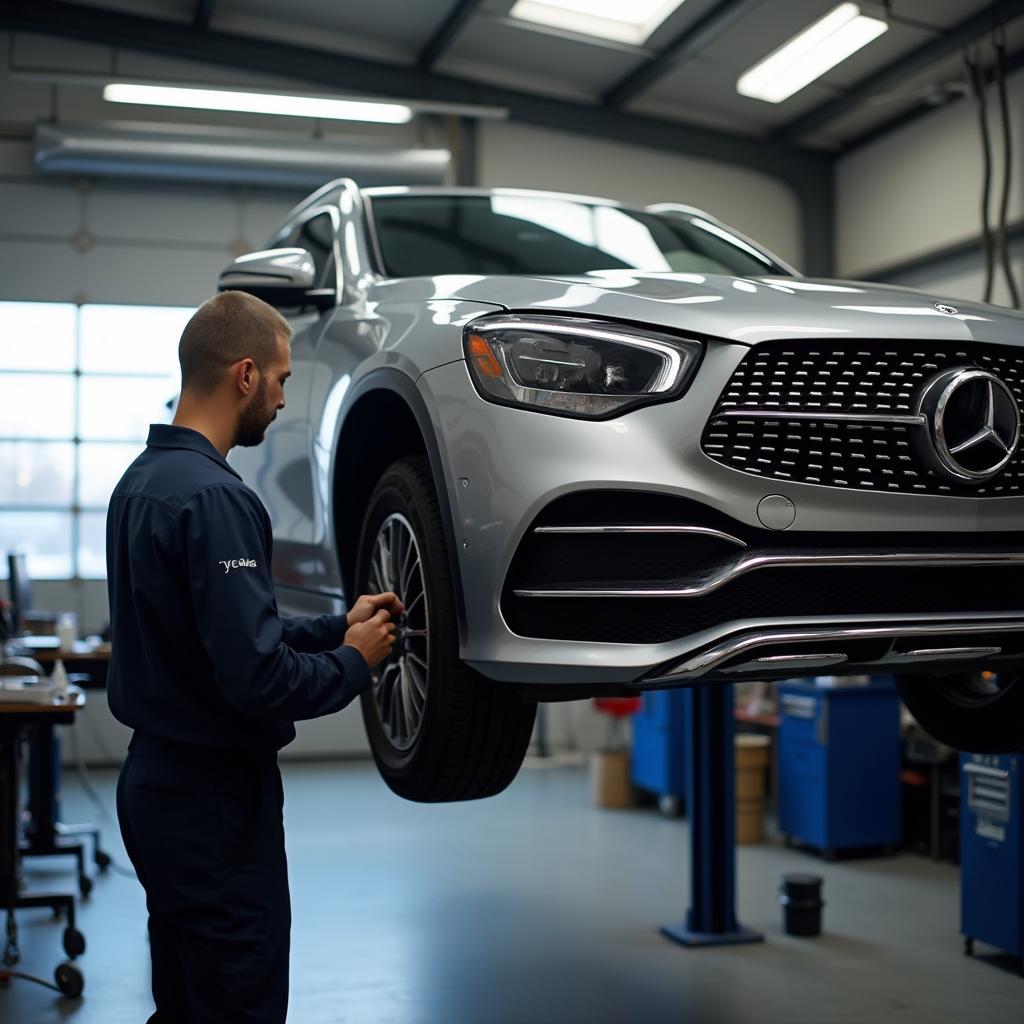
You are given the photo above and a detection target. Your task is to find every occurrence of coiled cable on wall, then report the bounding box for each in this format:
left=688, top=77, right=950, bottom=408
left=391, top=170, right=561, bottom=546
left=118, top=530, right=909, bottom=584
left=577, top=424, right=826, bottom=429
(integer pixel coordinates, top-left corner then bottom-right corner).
left=993, top=29, right=1021, bottom=309
left=964, top=49, right=995, bottom=304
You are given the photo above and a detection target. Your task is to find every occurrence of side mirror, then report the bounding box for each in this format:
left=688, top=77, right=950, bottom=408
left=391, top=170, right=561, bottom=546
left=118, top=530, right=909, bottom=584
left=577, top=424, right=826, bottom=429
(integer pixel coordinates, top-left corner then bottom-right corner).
left=217, top=248, right=335, bottom=311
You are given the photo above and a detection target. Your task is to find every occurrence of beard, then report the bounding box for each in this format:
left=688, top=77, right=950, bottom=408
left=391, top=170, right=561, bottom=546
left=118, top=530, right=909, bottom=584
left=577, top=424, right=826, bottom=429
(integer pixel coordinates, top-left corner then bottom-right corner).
left=235, top=376, right=275, bottom=447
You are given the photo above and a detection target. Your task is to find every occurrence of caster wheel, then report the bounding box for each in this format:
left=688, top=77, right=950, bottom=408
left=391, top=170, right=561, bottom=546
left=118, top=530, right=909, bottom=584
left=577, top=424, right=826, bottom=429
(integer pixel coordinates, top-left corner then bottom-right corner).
left=79, top=875, right=93, bottom=898
left=62, top=927, right=86, bottom=959
left=95, top=851, right=111, bottom=871
left=55, top=962, right=84, bottom=998
left=2, top=943, right=19, bottom=968
left=964, top=937, right=974, bottom=956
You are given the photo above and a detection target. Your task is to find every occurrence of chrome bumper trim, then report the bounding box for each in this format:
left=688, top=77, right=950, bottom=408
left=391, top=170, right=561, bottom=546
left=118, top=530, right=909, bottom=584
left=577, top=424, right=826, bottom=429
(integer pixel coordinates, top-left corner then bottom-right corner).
left=729, top=652, right=848, bottom=673
left=533, top=524, right=747, bottom=548
left=888, top=645, right=1003, bottom=663
left=514, top=549, right=1024, bottom=600
left=643, top=618, right=1024, bottom=684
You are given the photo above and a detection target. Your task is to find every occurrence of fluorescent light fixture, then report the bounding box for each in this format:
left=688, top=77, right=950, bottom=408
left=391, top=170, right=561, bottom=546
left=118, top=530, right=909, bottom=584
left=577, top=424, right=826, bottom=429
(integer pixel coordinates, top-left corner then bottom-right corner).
left=509, top=0, right=686, bottom=45
left=103, top=83, right=414, bottom=124
left=737, top=3, right=887, bottom=103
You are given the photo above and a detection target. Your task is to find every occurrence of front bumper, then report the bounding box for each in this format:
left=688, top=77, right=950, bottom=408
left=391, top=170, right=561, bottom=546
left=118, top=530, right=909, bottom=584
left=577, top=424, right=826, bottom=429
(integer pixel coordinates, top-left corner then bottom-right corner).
left=418, top=344, right=1024, bottom=687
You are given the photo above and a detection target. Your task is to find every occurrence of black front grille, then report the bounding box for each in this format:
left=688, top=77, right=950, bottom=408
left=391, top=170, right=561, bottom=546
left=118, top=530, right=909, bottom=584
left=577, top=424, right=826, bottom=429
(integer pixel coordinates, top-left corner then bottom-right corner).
left=701, top=340, right=1024, bottom=495
left=503, top=564, right=1024, bottom=644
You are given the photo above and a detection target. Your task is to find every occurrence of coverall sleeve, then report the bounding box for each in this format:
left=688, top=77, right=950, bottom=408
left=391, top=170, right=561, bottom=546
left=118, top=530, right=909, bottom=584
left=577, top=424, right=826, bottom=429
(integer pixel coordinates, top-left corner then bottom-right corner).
left=183, top=484, right=371, bottom=721
left=280, top=614, right=349, bottom=654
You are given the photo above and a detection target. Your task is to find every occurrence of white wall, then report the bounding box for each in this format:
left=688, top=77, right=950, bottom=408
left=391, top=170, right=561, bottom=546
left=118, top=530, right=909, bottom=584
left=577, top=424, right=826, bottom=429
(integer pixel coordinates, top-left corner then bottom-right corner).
left=836, top=64, right=1024, bottom=305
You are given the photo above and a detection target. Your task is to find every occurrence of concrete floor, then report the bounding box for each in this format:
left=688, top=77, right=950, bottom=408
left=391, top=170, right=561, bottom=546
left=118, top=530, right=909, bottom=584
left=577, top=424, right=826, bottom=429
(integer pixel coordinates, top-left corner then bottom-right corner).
left=2, top=759, right=1021, bottom=1023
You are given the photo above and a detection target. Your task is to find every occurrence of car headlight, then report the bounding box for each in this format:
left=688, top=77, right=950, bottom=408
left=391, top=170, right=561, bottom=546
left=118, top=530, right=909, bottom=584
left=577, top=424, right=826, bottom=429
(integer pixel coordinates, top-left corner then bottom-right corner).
left=463, top=315, right=703, bottom=419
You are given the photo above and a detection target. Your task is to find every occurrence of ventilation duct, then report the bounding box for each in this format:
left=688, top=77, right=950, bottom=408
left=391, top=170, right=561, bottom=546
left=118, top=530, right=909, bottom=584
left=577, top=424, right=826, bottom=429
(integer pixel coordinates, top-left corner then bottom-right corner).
left=33, top=122, right=451, bottom=188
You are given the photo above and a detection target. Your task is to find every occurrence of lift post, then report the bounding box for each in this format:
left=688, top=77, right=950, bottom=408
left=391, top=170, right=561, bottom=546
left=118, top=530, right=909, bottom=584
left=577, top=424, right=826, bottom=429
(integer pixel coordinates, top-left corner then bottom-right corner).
left=661, top=683, right=763, bottom=947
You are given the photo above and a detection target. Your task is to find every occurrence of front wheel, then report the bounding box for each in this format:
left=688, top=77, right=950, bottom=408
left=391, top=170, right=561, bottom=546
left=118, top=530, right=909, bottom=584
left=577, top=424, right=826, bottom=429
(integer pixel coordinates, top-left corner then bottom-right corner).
left=895, top=672, right=1024, bottom=752
left=356, top=457, right=537, bottom=802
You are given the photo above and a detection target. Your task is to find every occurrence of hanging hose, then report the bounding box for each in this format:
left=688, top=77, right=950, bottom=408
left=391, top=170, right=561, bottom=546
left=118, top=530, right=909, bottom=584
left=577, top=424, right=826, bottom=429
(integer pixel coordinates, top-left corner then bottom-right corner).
left=994, top=31, right=1021, bottom=308
left=965, top=50, right=995, bottom=303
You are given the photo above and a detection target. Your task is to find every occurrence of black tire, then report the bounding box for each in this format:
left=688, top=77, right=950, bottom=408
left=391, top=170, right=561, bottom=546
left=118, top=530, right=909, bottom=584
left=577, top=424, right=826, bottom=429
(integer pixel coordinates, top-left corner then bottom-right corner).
left=55, top=962, right=84, bottom=998
left=356, top=457, right=536, bottom=802
left=895, top=673, right=1024, bottom=752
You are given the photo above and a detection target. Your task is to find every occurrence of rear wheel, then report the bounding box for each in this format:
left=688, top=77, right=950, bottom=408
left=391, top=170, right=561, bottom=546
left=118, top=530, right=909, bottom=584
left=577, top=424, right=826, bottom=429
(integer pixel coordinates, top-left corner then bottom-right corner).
left=356, top=457, right=536, bottom=802
left=895, top=672, right=1024, bottom=752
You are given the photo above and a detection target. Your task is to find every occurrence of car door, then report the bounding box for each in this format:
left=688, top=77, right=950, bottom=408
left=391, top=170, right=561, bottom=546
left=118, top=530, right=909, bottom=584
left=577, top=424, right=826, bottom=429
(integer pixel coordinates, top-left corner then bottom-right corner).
left=228, top=207, right=340, bottom=594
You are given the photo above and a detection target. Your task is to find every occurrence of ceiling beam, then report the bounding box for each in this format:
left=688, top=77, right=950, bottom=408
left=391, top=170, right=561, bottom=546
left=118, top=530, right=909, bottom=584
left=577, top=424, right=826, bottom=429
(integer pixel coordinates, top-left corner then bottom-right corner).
left=0, top=0, right=836, bottom=274
left=3, top=1, right=806, bottom=179
left=193, top=0, right=216, bottom=32
left=417, top=0, right=484, bottom=70
left=604, top=0, right=762, bottom=108
left=840, top=45, right=1024, bottom=154
left=775, top=0, right=1024, bottom=145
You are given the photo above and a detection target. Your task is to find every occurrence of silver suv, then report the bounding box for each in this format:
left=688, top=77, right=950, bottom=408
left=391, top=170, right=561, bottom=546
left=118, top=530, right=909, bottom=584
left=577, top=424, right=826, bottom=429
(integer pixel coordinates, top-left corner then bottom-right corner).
left=220, top=178, right=1024, bottom=801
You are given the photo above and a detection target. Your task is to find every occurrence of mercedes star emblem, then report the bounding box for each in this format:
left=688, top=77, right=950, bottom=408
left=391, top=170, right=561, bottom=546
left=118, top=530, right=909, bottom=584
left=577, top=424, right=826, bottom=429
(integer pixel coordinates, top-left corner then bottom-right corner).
left=918, top=368, right=1021, bottom=482
left=934, top=303, right=959, bottom=315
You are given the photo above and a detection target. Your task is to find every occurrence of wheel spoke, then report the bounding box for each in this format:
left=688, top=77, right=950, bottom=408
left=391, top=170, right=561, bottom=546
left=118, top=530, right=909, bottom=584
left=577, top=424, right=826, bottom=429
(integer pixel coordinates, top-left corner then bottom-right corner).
left=399, top=660, right=416, bottom=740
left=399, top=537, right=417, bottom=598
left=377, top=663, right=399, bottom=710
left=369, top=559, right=386, bottom=596
left=387, top=519, right=398, bottom=592
left=406, top=656, right=428, bottom=703
left=389, top=669, right=402, bottom=738
left=407, top=666, right=426, bottom=719
left=378, top=531, right=393, bottom=592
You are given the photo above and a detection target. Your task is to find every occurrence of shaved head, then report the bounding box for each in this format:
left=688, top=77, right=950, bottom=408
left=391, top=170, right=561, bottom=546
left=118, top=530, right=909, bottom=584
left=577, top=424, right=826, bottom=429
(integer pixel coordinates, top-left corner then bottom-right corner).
left=179, top=291, right=292, bottom=394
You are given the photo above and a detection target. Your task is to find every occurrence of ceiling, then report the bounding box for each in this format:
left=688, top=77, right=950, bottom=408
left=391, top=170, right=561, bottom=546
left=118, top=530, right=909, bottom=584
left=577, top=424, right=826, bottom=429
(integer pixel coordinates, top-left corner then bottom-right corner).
left=5, top=0, right=1024, bottom=154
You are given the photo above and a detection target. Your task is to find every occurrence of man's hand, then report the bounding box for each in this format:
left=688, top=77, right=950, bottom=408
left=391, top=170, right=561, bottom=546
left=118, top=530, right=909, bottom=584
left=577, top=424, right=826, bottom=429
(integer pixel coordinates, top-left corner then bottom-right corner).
left=344, top=609, right=397, bottom=669
left=347, top=592, right=404, bottom=629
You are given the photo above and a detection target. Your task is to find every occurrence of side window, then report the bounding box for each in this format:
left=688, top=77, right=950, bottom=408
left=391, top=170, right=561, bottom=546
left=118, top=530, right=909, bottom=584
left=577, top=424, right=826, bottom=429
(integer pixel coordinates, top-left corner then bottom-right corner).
left=295, top=213, right=336, bottom=289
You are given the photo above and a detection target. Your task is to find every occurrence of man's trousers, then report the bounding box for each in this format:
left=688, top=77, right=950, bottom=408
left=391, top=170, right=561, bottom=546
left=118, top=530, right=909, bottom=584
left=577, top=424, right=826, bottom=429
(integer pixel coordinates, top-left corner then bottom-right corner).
left=117, top=734, right=291, bottom=1024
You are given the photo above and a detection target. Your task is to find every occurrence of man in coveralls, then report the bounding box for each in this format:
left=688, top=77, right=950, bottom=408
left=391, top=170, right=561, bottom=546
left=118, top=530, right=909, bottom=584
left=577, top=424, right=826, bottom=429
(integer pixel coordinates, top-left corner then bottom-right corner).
left=106, top=290, right=401, bottom=1022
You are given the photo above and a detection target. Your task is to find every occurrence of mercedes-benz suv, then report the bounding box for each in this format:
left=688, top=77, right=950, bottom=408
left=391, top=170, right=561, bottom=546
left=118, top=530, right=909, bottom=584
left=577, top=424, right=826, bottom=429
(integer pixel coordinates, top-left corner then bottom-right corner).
left=219, top=178, right=1024, bottom=801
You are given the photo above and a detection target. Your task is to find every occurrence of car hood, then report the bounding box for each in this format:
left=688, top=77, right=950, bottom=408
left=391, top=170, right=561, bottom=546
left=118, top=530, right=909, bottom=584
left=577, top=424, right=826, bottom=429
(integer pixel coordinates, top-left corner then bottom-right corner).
left=427, top=271, right=1024, bottom=348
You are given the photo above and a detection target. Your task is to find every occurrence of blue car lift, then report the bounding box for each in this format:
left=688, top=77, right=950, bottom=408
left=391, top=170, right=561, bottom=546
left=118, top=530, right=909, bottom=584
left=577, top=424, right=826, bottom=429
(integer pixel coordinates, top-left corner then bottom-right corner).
left=661, top=684, right=763, bottom=947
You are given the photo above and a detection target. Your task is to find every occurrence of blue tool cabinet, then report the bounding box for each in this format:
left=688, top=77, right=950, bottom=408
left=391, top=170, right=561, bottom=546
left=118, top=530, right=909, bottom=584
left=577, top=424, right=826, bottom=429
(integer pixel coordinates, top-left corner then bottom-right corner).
left=778, top=679, right=901, bottom=857
left=960, top=753, right=1023, bottom=963
left=631, top=690, right=688, bottom=802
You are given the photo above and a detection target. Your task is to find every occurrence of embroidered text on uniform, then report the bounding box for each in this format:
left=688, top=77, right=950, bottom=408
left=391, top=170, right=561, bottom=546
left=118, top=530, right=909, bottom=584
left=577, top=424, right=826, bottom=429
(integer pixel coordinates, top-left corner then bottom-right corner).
left=219, top=558, right=258, bottom=573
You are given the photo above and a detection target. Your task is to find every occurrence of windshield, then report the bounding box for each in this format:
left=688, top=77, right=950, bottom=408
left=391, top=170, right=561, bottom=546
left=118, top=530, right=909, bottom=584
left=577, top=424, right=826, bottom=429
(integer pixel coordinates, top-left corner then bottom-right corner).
left=368, top=193, right=790, bottom=279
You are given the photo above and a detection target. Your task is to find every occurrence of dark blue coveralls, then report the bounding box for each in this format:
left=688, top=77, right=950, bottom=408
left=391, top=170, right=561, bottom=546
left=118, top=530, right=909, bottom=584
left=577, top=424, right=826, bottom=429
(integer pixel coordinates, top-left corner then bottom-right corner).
left=106, top=424, right=371, bottom=1023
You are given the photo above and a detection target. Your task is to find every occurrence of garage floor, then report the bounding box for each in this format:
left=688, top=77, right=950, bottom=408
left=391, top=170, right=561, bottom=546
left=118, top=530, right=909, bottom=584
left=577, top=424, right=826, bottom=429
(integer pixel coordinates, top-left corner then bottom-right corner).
left=2, top=759, right=1021, bottom=1023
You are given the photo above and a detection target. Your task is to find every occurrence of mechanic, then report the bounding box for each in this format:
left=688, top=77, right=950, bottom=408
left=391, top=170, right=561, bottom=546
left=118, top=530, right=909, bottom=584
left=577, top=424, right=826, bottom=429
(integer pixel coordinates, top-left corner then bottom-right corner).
left=106, top=289, right=401, bottom=1023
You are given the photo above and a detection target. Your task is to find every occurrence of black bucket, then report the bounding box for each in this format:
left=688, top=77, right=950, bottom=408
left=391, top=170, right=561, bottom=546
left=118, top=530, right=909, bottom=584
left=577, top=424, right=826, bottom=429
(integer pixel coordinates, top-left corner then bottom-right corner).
left=780, top=873, right=824, bottom=937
